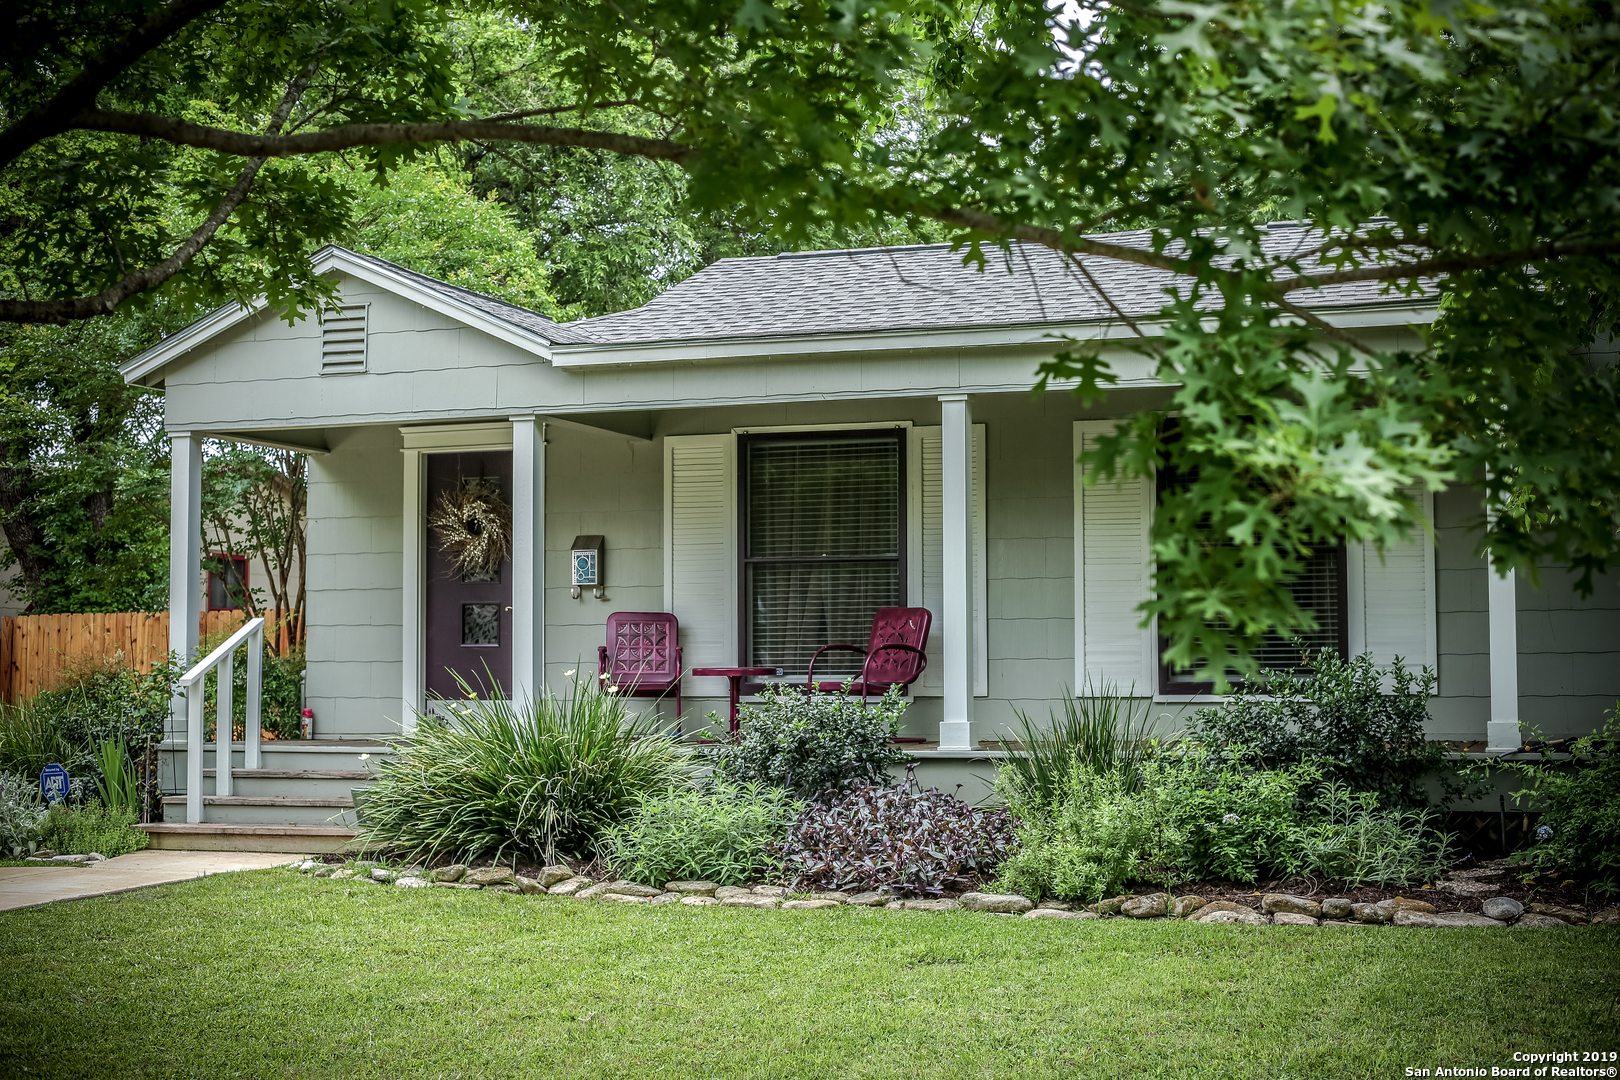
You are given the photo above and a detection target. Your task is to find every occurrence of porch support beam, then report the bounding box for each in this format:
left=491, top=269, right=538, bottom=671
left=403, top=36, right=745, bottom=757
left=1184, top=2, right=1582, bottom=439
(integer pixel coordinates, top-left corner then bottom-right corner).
left=938, top=395, right=975, bottom=750
left=168, top=431, right=203, bottom=819
left=511, top=417, right=545, bottom=705
left=1486, top=565, right=1521, bottom=753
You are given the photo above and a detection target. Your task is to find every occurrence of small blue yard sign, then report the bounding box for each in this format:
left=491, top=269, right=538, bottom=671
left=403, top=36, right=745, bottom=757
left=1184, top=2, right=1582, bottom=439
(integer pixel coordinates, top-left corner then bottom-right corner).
left=40, top=763, right=69, bottom=804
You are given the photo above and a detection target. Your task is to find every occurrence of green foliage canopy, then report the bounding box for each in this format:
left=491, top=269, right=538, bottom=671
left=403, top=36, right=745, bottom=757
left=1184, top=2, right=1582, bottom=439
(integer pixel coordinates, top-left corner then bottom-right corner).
left=2, top=0, right=1615, bottom=675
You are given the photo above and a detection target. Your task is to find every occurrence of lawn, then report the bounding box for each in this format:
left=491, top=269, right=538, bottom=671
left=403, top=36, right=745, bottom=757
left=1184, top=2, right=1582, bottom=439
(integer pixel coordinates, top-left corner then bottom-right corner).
left=1, top=871, right=1616, bottom=1080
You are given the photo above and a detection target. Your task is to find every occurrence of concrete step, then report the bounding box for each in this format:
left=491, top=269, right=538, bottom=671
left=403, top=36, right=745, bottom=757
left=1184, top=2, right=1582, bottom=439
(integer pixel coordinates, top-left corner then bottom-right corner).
left=160, top=740, right=393, bottom=774
left=162, top=795, right=356, bottom=827
left=201, top=769, right=372, bottom=798
left=138, top=823, right=357, bottom=853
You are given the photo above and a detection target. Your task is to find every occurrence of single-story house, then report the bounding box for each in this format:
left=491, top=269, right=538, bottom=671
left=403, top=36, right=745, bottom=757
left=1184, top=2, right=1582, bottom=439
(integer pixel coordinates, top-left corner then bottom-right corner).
left=122, top=227, right=1620, bottom=850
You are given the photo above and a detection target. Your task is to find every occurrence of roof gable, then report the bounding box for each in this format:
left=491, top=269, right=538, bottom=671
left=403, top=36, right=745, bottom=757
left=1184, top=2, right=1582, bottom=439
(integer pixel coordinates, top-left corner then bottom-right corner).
left=121, top=246, right=571, bottom=386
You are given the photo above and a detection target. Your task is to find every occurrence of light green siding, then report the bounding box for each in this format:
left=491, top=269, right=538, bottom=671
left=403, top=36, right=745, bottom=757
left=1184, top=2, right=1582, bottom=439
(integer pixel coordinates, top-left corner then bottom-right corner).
left=303, top=425, right=404, bottom=738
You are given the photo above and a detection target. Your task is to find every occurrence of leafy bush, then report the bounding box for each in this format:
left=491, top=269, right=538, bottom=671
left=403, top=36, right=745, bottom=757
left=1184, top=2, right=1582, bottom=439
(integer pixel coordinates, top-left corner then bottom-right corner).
left=1147, top=753, right=1315, bottom=884
left=1192, top=651, right=1443, bottom=806
left=37, top=800, right=148, bottom=858
left=1286, top=783, right=1454, bottom=887
left=601, top=781, right=801, bottom=887
left=0, top=771, right=48, bottom=858
left=1498, top=703, right=1620, bottom=898
left=356, top=679, right=692, bottom=864
left=29, top=654, right=176, bottom=757
left=709, top=684, right=909, bottom=797
left=778, top=782, right=1015, bottom=896
left=998, top=680, right=1155, bottom=807
left=202, top=640, right=306, bottom=741
left=995, top=762, right=1160, bottom=902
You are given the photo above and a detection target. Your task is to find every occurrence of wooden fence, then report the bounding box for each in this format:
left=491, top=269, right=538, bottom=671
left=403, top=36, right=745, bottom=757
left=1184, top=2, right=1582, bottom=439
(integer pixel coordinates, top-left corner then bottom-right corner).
left=0, top=609, right=303, bottom=704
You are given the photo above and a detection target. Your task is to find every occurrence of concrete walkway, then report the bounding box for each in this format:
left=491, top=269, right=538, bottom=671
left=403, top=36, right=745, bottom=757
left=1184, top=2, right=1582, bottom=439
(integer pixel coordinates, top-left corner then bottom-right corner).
left=0, top=850, right=299, bottom=912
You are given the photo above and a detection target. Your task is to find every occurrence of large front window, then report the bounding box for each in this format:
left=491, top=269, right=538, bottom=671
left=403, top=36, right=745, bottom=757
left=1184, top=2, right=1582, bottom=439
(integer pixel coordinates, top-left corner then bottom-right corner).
left=741, top=431, right=905, bottom=681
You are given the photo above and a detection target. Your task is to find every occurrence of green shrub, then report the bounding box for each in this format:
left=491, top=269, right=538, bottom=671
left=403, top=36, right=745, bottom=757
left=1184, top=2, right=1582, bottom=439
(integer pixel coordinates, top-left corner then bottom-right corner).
left=25, top=655, right=176, bottom=777
left=1191, top=651, right=1444, bottom=807
left=1147, top=753, right=1316, bottom=884
left=0, top=771, right=48, bottom=858
left=601, top=781, right=801, bottom=887
left=995, top=763, right=1160, bottom=902
left=37, top=800, right=148, bottom=858
left=708, top=684, right=909, bottom=797
left=202, top=640, right=306, bottom=741
left=356, top=679, right=693, bottom=864
left=0, top=702, right=85, bottom=778
left=1498, top=703, right=1620, bottom=898
left=1287, top=782, right=1454, bottom=887
left=999, top=680, right=1155, bottom=806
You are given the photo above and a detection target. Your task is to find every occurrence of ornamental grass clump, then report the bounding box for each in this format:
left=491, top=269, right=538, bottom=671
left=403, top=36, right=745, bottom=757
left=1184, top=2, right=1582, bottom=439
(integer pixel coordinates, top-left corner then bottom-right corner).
left=778, top=782, right=1015, bottom=896
left=355, top=678, right=692, bottom=864
left=601, top=780, right=801, bottom=887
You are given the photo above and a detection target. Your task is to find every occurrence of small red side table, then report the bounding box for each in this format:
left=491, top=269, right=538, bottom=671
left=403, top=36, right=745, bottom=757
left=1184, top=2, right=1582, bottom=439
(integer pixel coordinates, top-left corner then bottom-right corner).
left=692, top=667, right=776, bottom=737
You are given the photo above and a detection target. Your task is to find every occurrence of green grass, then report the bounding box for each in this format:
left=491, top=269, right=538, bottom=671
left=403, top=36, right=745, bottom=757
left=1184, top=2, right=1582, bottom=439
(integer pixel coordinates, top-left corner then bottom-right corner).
left=1, top=872, right=1616, bottom=1079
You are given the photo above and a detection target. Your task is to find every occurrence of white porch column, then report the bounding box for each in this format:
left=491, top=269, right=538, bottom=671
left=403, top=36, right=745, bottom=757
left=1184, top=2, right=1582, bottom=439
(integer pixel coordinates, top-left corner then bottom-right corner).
left=1486, top=566, right=1521, bottom=752
left=938, top=395, right=975, bottom=750
left=168, top=432, right=203, bottom=817
left=510, top=417, right=545, bottom=705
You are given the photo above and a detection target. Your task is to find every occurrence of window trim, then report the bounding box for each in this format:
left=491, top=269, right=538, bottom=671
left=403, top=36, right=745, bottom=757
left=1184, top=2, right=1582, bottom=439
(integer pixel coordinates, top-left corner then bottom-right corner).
left=735, top=427, right=908, bottom=685
left=206, top=552, right=250, bottom=612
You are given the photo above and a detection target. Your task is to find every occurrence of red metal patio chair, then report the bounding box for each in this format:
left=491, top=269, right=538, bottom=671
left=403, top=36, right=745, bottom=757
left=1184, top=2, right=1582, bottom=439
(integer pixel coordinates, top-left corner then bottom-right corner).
left=804, top=606, right=932, bottom=704
left=598, top=611, right=683, bottom=719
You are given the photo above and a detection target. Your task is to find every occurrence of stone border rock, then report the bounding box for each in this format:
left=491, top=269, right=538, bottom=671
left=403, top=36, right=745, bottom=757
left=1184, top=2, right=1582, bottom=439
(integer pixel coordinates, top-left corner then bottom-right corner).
left=283, top=865, right=1617, bottom=928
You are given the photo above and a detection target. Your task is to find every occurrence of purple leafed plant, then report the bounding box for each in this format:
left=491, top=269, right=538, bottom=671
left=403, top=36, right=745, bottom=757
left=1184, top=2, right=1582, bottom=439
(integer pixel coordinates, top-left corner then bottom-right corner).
left=776, top=782, right=1017, bottom=896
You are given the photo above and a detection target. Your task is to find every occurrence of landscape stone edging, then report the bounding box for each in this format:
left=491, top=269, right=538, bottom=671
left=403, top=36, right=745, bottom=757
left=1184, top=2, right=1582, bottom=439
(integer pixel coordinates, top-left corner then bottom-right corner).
left=287, top=867, right=1613, bottom=927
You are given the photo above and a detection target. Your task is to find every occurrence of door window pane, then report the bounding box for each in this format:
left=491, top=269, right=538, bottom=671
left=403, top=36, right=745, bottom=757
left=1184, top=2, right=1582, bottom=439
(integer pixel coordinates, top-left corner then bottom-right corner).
left=462, top=603, right=500, bottom=646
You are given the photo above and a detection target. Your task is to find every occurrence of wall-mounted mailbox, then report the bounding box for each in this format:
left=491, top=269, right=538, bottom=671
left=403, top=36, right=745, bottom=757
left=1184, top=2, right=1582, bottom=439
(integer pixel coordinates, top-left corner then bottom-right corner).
left=570, top=534, right=605, bottom=599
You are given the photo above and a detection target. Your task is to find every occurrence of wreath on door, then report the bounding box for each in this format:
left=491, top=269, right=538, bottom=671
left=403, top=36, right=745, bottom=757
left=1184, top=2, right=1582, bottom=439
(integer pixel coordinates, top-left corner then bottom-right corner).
left=428, top=479, right=512, bottom=579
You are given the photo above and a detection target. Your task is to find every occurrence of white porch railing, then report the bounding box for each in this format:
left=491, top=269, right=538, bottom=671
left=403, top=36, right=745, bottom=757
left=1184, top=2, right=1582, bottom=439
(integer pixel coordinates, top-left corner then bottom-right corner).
left=179, top=616, right=265, bottom=824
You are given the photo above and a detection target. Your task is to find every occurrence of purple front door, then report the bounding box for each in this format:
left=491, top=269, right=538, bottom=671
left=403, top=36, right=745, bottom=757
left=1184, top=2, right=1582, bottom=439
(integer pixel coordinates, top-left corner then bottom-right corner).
left=424, top=451, right=513, bottom=701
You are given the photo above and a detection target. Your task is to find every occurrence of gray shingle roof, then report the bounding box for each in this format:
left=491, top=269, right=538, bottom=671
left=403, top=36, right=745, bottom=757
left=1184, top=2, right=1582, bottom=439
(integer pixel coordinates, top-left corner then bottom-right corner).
left=565, top=227, right=1417, bottom=346
left=337, top=248, right=596, bottom=345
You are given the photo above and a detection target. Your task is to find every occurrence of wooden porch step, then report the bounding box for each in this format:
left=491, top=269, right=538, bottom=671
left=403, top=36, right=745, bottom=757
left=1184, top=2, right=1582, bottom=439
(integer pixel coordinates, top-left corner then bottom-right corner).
left=163, top=795, right=353, bottom=808
left=202, top=769, right=370, bottom=780
left=138, top=823, right=357, bottom=854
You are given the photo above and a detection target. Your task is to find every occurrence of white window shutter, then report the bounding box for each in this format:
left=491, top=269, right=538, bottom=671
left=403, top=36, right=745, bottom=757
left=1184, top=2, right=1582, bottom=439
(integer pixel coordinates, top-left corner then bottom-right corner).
left=1073, top=420, right=1154, bottom=694
left=1347, top=486, right=1437, bottom=675
left=910, top=425, right=986, bottom=697
left=663, top=434, right=737, bottom=694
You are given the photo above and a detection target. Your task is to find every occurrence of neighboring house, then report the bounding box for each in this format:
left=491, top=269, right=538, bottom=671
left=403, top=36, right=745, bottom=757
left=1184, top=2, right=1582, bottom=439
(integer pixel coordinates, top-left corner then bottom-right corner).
left=120, top=230, right=1620, bottom=850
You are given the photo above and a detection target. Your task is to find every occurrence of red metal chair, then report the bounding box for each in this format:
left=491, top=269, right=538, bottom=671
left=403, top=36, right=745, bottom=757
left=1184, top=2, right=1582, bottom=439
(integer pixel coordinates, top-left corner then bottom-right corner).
left=598, top=612, right=683, bottom=719
left=804, top=606, right=932, bottom=703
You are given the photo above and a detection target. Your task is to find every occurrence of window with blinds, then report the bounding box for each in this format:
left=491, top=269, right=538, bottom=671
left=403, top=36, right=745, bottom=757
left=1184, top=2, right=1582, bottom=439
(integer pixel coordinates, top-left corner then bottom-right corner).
left=742, top=432, right=904, bottom=681
left=1155, top=419, right=1347, bottom=692
left=1159, top=543, right=1349, bottom=693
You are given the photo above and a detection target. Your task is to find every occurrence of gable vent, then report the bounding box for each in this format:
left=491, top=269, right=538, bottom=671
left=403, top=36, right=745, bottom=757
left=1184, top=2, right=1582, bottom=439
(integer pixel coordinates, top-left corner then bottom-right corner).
left=320, top=303, right=368, bottom=374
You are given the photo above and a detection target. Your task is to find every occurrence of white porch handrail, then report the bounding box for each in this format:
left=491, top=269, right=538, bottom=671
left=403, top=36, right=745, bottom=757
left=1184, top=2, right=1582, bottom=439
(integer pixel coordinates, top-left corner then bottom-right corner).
left=179, top=616, right=265, bottom=824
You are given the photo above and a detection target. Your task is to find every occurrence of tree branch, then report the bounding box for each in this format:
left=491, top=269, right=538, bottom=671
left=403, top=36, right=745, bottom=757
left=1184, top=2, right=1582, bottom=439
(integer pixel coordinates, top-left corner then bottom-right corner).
left=1273, top=240, right=1620, bottom=293
left=0, top=0, right=229, bottom=170
left=483, top=99, right=643, bottom=122
left=0, top=62, right=319, bottom=325
left=68, top=109, right=695, bottom=163
left=926, top=205, right=1200, bottom=277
